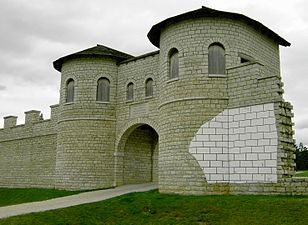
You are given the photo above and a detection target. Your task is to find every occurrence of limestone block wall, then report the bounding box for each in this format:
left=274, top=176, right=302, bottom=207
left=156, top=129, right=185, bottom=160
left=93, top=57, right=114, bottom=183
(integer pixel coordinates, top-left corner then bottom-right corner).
left=55, top=119, right=115, bottom=190
left=276, top=102, right=296, bottom=178
left=189, top=103, right=278, bottom=184
left=226, top=60, right=293, bottom=179
left=0, top=106, right=59, bottom=188
left=156, top=15, right=282, bottom=194
left=227, top=62, right=283, bottom=109
left=115, top=53, right=161, bottom=187
left=116, top=52, right=160, bottom=130
left=55, top=57, right=118, bottom=190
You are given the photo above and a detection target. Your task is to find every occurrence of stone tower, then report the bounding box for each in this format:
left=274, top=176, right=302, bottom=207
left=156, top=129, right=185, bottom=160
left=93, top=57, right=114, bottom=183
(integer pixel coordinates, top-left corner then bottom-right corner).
left=147, top=6, right=293, bottom=194
left=53, top=45, right=132, bottom=190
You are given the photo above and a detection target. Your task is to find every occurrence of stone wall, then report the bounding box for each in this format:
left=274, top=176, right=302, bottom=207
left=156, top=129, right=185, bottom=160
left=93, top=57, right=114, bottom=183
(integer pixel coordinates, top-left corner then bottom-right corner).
left=189, top=103, right=278, bottom=183
left=116, top=52, right=160, bottom=132
left=0, top=107, right=58, bottom=188
left=55, top=57, right=118, bottom=190
left=204, top=178, right=308, bottom=195
left=115, top=53, right=161, bottom=186
left=156, top=16, right=282, bottom=194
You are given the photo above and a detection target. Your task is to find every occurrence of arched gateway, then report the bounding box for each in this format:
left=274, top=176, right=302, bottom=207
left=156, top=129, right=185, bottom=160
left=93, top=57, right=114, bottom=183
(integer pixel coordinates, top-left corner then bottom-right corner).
left=115, top=123, right=159, bottom=186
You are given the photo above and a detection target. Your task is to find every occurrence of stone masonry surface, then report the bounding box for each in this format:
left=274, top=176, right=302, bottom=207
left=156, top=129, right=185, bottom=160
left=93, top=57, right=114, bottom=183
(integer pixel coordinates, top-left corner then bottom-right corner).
left=189, top=103, right=278, bottom=183
left=0, top=6, right=307, bottom=195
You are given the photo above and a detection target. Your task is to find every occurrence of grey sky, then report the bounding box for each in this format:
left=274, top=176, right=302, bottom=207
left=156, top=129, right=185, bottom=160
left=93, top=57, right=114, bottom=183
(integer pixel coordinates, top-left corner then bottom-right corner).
left=0, top=0, right=307, bottom=145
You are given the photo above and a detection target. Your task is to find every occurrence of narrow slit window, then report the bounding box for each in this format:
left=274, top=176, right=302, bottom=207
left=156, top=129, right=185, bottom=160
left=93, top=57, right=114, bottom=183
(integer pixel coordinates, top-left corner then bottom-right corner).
left=127, top=82, right=134, bottom=101
left=241, top=58, right=249, bottom=63
left=239, top=53, right=255, bottom=64
left=208, top=44, right=225, bottom=75
left=66, top=79, right=74, bottom=103
left=97, top=78, right=110, bottom=102
left=145, top=78, right=153, bottom=97
left=169, top=49, right=179, bottom=79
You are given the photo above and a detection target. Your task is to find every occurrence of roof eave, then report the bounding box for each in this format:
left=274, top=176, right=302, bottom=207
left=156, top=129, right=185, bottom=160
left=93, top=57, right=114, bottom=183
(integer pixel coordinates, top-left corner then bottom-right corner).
left=53, top=45, right=134, bottom=72
left=147, top=6, right=291, bottom=48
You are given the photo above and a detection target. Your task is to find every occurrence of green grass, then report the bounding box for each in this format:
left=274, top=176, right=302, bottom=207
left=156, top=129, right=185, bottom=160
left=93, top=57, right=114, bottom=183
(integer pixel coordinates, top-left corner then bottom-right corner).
left=0, top=190, right=307, bottom=225
left=0, top=188, right=81, bottom=207
left=295, top=170, right=308, bottom=177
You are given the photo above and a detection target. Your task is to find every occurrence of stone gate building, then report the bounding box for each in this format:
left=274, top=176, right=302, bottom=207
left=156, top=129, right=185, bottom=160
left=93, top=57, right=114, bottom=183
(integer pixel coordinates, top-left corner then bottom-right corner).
left=0, top=7, right=307, bottom=195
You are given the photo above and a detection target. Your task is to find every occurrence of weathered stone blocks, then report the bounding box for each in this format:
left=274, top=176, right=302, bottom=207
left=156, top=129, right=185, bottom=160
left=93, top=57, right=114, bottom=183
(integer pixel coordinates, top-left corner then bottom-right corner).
left=0, top=7, right=307, bottom=195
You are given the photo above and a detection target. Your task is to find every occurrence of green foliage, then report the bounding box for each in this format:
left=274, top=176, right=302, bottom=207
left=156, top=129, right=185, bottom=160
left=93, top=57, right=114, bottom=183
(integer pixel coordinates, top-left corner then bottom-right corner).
left=295, top=142, right=308, bottom=170
left=0, top=188, right=81, bottom=207
left=0, top=190, right=307, bottom=225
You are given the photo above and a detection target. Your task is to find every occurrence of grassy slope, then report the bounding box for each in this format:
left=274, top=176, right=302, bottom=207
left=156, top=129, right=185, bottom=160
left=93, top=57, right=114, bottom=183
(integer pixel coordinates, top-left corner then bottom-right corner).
left=0, top=188, right=81, bottom=207
left=0, top=190, right=307, bottom=225
left=295, top=170, right=308, bottom=177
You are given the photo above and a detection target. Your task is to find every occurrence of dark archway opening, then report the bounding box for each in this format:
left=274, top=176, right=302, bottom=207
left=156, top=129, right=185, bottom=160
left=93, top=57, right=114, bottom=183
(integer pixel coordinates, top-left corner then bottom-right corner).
left=118, top=124, right=158, bottom=185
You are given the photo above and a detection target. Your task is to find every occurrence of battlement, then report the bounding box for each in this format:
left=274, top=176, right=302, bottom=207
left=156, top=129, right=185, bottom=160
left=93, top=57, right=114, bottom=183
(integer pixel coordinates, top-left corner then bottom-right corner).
left=25, top=110, right=42, bottom=124
left=3, top=116, right=17, bottom=129
left=0, top=104, right=59, bottom=145
left=1, top=104, right=59, bottom=130
left=0, top=104, right=59, bottom=188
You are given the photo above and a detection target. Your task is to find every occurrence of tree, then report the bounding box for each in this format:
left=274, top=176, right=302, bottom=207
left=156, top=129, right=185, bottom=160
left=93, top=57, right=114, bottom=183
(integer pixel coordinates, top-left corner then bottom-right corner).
left=295, top=142, right=308, bottom=170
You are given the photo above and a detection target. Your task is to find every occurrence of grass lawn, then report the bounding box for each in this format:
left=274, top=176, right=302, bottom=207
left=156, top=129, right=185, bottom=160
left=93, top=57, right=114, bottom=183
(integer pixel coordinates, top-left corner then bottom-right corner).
left=0, top=188, right=81, bottom=207
left=295, top=170, right=308, bottom=177
left=0, top=190, right=307, bottom=225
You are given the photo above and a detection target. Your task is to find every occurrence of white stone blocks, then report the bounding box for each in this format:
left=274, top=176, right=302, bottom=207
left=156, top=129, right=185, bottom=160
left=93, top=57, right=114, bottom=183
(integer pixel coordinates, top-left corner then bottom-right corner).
left=217, top=154, right=228, bottom=161
left=217, top=168, right=229, bottom=174
left=246, top=153, right=258, bottom=160
left=189, top=103, right=278, bottom=184
left=245, top=112, right=257, bottom=120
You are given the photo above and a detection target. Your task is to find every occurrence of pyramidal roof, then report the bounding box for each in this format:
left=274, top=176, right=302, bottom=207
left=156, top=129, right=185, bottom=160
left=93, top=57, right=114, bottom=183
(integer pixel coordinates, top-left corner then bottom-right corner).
left=147, top=6, right=290, bottom=48
left=53, top=44, right=133, bottom=72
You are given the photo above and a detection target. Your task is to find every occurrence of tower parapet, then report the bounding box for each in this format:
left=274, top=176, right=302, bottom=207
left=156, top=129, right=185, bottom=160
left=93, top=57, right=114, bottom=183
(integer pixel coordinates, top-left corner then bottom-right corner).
left=25, top=110, right=41, bottom=125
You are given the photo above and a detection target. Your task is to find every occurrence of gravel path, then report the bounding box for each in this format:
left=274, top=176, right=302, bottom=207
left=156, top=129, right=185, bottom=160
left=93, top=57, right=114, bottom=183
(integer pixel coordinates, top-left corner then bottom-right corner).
left=0, top=183, right=158, bottom=219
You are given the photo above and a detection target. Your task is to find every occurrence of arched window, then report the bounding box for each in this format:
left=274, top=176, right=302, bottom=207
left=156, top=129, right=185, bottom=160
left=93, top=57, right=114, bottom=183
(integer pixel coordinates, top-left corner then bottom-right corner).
left=145, top=78, right=153, bottom=97
left=97, top=78, right=110, bottom=102
left=127, top=82, right=134, bottom=101
left=208, top=43, right=225, bottom=75
left=169, top=49, right=179, bottom=79
left=66, top=79, right=74, bottom=103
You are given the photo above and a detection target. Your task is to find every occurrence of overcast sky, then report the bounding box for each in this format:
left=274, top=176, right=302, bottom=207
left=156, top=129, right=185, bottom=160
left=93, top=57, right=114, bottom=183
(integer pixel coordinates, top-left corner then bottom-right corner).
left=0, top=0, right=307, bottom=145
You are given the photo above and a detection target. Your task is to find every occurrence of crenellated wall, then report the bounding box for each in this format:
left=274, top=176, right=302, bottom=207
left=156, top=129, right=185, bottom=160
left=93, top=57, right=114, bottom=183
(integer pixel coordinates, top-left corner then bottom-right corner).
left=0, top=105, right=59, bottom=188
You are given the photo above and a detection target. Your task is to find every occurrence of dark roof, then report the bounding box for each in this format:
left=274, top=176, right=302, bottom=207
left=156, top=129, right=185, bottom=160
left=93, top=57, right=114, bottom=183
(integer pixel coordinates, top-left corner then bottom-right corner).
left=147, top=6, right=290, bottom=48
left=53, top=44, right=133, bottom=72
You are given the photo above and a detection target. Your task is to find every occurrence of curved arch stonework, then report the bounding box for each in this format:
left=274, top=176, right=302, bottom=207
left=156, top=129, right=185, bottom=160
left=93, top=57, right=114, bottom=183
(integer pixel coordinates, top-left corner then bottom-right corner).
left=115, top=117, right=160, bottom=150
left=203, top=38, right=231, bottom=52
left=114, top=118, right=160, bottom=186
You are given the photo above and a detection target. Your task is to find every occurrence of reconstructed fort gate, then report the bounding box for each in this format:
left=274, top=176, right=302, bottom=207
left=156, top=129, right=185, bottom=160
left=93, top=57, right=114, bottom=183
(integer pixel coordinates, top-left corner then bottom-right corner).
left=0, top=7, right=307, bottom=195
